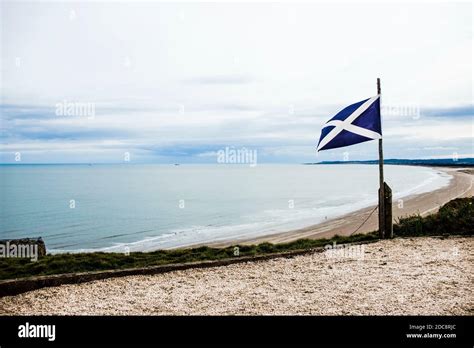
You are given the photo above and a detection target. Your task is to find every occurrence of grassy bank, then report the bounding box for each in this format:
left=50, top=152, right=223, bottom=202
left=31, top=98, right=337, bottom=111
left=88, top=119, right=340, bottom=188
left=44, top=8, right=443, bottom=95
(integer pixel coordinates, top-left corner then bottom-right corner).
left=1, top=197, right=472, bottom=281
left=394, top=197, right=474, bottom=237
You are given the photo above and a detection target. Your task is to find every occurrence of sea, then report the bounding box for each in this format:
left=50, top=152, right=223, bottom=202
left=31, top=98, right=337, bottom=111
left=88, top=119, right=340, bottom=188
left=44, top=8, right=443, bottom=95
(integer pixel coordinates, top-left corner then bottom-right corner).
left=0, top=164, right=451, bottom=253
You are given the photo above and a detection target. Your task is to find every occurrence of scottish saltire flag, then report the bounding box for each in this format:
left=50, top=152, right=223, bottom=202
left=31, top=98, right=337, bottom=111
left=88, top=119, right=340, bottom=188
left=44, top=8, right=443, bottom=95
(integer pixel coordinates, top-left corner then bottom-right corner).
left=317, top=95, right=382, bottom=151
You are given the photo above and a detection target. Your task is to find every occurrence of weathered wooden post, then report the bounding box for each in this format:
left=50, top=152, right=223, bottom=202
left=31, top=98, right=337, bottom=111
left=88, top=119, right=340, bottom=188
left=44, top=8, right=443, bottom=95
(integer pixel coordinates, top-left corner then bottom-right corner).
left=384, top=182, right=393, bottom=238
left=377, top=78, right=393, bottom=239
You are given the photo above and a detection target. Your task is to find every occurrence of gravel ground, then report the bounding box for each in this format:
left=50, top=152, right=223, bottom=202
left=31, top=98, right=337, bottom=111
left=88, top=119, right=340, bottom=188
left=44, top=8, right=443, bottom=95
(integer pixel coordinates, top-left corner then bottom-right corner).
left=1, top=237, right=473, bottom=315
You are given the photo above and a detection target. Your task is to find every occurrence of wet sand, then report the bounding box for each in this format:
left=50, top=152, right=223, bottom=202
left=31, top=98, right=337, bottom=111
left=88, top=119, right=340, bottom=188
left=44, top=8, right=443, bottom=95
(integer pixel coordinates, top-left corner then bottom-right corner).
left=0, top=236, right=472, bottom=315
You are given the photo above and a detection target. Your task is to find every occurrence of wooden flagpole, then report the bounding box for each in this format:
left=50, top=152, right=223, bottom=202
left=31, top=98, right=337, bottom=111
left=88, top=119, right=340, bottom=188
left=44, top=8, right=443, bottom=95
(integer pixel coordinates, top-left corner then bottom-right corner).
left=377, top=78, right=385, bottom=238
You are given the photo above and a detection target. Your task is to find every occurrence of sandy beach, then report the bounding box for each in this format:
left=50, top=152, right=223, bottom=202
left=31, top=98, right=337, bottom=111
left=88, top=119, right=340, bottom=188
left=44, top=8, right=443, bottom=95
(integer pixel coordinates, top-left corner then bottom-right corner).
left=211, top=167, right=474, bottom=247
left=1, top=236, right=472, bottom=315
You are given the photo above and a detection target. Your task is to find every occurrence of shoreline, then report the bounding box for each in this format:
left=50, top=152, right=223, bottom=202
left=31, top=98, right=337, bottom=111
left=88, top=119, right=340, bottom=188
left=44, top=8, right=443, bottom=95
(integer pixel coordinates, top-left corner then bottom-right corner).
left=44, top=165, right=474, bottom=253
left=205, top=167, right=474, bottom=248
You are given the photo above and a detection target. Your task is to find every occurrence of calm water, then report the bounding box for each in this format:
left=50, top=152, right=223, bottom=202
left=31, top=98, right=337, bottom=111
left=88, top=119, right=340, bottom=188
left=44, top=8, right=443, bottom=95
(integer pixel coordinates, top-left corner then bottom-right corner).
left=0, top=164, right=451, bottom=252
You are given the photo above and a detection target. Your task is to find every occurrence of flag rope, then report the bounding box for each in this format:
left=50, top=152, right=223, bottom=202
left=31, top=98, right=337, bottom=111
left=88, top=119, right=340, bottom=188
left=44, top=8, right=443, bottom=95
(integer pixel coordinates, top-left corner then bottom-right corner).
left=350, top=205, right=379, bottom=236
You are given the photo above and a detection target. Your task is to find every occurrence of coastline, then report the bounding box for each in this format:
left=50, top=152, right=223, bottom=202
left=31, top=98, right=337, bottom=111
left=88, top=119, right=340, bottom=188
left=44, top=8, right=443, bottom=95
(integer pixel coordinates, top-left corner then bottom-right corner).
left=41, top=165, right=474, bottom=253
left=206, top=167, right=474, bottom=247
left=0, top=168, right=472, bottom=315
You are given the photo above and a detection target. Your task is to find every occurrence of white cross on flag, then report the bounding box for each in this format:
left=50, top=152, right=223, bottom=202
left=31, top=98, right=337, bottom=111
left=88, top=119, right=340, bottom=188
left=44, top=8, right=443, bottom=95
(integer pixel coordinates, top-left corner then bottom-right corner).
left=317, top=95, right=382, bottom=151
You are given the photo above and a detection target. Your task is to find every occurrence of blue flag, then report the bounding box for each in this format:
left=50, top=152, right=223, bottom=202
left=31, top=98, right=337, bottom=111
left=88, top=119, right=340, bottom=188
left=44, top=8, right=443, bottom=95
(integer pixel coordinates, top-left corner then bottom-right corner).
left=317, top=95, right=382, bottom=151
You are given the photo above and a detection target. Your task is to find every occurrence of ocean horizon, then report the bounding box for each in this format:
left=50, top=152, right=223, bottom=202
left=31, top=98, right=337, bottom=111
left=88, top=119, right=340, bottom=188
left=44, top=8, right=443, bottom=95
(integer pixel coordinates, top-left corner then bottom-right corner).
left=0, top=164, right=451, bottom=253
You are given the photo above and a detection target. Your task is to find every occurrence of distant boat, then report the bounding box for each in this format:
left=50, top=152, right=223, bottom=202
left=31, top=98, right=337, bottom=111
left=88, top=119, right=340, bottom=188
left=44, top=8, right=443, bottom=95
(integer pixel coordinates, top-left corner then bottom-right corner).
left=174, top=163, right=180, bottom=166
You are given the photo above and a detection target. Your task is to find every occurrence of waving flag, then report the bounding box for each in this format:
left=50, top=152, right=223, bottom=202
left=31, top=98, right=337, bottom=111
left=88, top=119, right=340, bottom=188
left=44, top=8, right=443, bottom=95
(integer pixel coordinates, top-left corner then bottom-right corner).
left=317, top=95, right=382, bottom=151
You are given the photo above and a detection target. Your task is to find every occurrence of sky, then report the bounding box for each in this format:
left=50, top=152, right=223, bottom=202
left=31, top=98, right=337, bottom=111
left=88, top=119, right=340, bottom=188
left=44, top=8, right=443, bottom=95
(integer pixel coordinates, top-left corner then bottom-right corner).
left=0, top=1, right=473, bottom=164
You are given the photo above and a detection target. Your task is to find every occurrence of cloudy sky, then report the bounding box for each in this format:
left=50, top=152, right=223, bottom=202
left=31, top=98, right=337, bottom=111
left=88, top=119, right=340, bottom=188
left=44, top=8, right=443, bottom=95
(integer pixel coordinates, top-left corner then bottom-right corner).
left=1, top=1, right=472, bottom=163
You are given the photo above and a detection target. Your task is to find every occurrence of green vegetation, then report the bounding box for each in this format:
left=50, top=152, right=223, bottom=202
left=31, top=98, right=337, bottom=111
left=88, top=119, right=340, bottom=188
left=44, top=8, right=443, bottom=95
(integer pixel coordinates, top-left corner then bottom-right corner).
left=1, top=197, right=472, bottom=281
left=394, top=197, right=474, bottom=237
left=0, top=233, right=378, bottom=281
